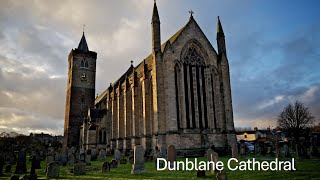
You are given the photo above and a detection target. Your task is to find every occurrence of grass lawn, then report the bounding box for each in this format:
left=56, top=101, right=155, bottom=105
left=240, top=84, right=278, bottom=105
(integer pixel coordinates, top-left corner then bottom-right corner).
left=1, top=155, right=320, bottom=179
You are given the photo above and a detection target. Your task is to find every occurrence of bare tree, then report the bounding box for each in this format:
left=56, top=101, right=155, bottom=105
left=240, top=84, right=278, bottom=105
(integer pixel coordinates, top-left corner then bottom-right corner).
left=278, top=101, right=314, bottom=140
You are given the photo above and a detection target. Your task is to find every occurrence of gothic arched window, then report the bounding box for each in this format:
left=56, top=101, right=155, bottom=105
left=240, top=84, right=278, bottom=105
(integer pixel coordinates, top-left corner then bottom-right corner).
left=85, top=61, right=88, bottom=68
left=81, top=60, right=84, bottom=67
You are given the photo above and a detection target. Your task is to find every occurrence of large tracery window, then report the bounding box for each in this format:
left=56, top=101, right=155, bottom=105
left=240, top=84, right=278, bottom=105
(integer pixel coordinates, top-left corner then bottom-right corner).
left=175, top=41, right=217, bottom=130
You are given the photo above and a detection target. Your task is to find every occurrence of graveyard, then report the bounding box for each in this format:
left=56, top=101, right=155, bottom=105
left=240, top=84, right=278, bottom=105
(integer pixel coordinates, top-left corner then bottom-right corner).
left=1, top=150, right=320, bottom=179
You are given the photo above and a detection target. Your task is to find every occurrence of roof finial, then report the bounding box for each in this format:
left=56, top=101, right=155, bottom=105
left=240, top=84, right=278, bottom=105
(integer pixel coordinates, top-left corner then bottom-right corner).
left=83, top=24, right=85, bottom=34
left=189, top=10, right=194, bottom=17
left=130, top=60, right=133, bottom=67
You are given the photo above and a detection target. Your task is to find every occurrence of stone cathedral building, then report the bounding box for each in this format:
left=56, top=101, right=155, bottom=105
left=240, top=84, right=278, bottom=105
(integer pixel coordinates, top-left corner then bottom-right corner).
left=63, top=2, right=236, bottom=155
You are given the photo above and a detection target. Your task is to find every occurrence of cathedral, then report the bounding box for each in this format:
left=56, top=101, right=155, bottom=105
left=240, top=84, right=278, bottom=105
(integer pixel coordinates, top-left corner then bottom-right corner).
left=63, top=2, right=236, bottom=156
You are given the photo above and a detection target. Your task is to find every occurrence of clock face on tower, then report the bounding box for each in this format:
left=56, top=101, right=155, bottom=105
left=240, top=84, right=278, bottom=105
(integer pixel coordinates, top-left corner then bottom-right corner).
left=81, top=72, right=87, bottom=81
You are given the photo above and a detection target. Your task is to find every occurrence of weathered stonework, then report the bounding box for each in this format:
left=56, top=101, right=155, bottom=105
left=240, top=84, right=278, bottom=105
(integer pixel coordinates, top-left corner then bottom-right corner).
left=64, top=2, right=236, bottom=156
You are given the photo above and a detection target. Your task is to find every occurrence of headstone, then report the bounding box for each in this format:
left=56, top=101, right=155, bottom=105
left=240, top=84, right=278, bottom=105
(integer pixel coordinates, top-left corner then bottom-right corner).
left=101, top=162, right=110, bottom=172
left=79, top=153, right=85, bottom=162
left=120, top=159, right=127, bottom=164
left=10, top=174, right=19, bottom=180
left=91, top=148, right=97, bottom=161
left=207, top=149, right=218, bottom=174
left=5, top=164, right=11, bottom=173
left=106, top=146, right=111, bottom=156
left=46, top=153, right=54, bottom=165
left=46, top=162, right=61, bottom=178
left=85, top=154, right=91, bottom=165
left=216, top=171, right=227, bottom=180
left=114, top=149, right=122, bottom=162
left=239, top=143, right=246, bottom=156
left=131, top=145, right=145, bottom=174
left=197, top=170, right=206, bottom=177
left=98, top=149, right=106, bottom=160
left=167, top=145, right=176, bottom=169
left=68, top=154, right=75, bottom=166
left=109, top=159, right=118, bottom=168
left=231, top=144, right=239, bottom=160
left=160, top=146, right=167, bottom=158
left=74, top=162, right=86, bottom=175
left=31, top=155, right=41, bottom=169
left=15, top=151, right=27, bottom=174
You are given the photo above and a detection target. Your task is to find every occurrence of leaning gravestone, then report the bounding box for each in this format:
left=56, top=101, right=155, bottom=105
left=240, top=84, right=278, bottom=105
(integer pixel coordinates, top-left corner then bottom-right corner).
left=46, top=161, right=61, bottom=178
left=15, top=151, right=27, bottom=174
left=114, top=149, right=122, bottom=162
left=207, top=149, right=218, bottom=174
left=74, top=162, right=86, bottom=175
left=167, top=145, right=176, bottom=169
left=101, top=162, right=110, bottom=172
left=131, top=145, right=145, bottom=174
left=99, top=149, right=106, bottom=160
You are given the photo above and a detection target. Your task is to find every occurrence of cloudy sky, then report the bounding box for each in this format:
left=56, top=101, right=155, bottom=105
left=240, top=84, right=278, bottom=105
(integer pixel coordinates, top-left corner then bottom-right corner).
left=0, top=0, right=319, bottom=135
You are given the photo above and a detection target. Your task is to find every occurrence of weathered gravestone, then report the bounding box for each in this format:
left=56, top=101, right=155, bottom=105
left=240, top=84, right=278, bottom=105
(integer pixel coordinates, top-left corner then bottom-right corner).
left=197, top=170, right=206, bottom=177
left=74, top=162, right=86, bottom=175
left=216, top=170, right=227, bottom=180
left=46, top=162, right=61, bottom=178
left=79, top=153, right=85, bottom=163
left=91, top=148, right=97, bottom=161
left=110, top=159, right=118, bottom=168
left=160, top=146, right=167, bottom=158
left=231, top=144, right=239, bottom=160
left=5, top=164, right=11, bottom=173
left=31, top=155, right=41, bottom=169
left=46, top=153, right=54, bottom=165
left=167, top=145, right=176, bottom=169
left=101, top=162, right=110, bottom=172
left=114, top=149, right=122, bottom=162
left=207, top=148, right=218, bottom=174
left=98, top=149, right=106, bottom=160
left=29, top=155, right=39, bottom=180
left=239, top=143, right=246, bottom=156
left=15, top=151, right=27, bottom=174
left=131, top=145, right=145, bottom=174
left=85, top=154, right=91, bottom=165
